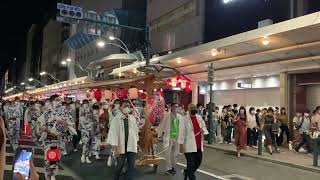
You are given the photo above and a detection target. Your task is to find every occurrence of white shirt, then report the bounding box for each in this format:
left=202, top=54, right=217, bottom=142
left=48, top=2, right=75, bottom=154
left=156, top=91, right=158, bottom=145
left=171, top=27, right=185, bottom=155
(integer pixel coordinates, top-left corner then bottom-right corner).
left=247, top=113, right=257, bottom=129
left=107, top=112, right=139, bottom=154
left=158, top=112, right=183, bottom=148
left=178, top=114, right=208, bottom=153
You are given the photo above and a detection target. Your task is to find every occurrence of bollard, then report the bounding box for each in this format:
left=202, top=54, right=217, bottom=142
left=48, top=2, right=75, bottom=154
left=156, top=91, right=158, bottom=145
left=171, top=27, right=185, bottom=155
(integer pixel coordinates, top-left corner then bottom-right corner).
left=313, top=138, right=319, bottom=167
left=258, top=129, right=263, bottom=155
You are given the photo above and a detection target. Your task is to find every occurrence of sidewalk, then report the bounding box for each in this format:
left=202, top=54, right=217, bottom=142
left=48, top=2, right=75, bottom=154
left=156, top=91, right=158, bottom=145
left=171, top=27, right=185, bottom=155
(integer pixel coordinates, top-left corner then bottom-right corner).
left=204, top=143, right=320, bottom=173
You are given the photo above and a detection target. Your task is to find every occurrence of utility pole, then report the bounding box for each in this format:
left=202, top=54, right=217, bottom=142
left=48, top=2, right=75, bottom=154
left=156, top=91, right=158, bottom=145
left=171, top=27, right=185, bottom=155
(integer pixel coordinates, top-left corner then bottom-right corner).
left=207, top=63, right=214, bottom=144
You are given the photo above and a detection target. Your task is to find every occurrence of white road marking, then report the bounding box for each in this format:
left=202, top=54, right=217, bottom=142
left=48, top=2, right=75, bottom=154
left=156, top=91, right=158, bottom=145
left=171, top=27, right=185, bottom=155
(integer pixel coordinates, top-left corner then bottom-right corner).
left=177, top=162, right=225, bottom=179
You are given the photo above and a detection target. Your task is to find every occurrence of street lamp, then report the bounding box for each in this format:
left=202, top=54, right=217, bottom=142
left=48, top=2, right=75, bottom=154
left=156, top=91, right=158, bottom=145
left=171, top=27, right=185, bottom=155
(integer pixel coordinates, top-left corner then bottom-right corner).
left=39, top=71, right=60, bottom=82
left=61, top=60, right=90, bottom=77
left=108, top=36, right=130, bottom=53
left=96, top=40, right=106, bottom=48
left=20, top=82, right=25, bottom=86
left=96, top=37, right=141, bottom=62
left=28, top=78, right=45, bottom=87
left=223, top=0, right=233, bottom=3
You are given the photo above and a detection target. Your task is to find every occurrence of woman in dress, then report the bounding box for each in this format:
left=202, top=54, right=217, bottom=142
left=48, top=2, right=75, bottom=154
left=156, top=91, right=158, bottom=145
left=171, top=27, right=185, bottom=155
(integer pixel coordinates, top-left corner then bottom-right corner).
left=233, top=106, right=247, bottom=157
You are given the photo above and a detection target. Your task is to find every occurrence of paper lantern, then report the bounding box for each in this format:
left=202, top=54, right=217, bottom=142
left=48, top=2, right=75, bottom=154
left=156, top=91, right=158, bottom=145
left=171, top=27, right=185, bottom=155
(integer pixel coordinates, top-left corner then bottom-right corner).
left=128, top=88, right=139, bottom=100
left=94, top=89, right=102, bottom=101
left=171, top=77, right=177, bottom=87
left=181, top=80, right=187, bottom=89
left=140, top=92, right=147, bottom=101
left=104, top=90, right=113, bottom=100
left=114, top=89, right=127, bottom=99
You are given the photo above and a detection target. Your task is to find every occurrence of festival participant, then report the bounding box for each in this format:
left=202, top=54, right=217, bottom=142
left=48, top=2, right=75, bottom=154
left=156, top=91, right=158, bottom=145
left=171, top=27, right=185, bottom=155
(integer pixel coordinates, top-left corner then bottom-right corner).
left=79, top=99, right=94, bottom=163
left=107, top=100, right=139, bottom=180
left=179, top=104, right=208, bottom=180
left=158, top=103, right=183, bottom=175
left=29, top=101, right=42, bottom=141
left=37, top=94, right=77, bottom=180
left=91, top=104, right=102, bottom=160
left=5, top=97, right=23, bottom=150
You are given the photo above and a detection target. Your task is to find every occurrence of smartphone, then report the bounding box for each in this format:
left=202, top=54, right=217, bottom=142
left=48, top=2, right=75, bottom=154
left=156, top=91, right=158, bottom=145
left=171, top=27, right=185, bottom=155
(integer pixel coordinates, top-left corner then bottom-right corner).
left=13, top=148, right=33, bottom=180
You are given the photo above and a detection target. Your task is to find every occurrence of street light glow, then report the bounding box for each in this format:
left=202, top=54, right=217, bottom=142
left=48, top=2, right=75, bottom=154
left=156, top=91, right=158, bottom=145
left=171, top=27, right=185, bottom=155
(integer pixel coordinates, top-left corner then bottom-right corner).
left=211, top=49, right=219, bottom=56
left=28, top=78, right=34, bottom=82
left=20, top=82, right=25, bottom=85
left=61, top=61, right=67, bottom=65
left=40, top=71, right=47, bottom=76
left=223, top=0, right=233, bottom=3
left=109, top=36, right=115, bottom=41
left=97, top=40, right=106, bottom=48
left=262, top=38, right=270, bottom=46
left=66, top=58, right=72, bottom=62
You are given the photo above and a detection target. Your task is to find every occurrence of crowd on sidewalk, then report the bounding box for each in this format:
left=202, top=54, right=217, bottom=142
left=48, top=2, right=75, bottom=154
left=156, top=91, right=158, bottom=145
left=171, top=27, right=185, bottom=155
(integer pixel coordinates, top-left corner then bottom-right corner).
left=196, top=103, right=320, bottom=157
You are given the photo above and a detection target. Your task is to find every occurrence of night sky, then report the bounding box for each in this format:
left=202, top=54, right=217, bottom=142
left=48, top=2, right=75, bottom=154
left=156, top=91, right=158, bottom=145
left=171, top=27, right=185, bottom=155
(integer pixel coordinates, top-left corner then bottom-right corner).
left=0, top=0, right=56, bottom=79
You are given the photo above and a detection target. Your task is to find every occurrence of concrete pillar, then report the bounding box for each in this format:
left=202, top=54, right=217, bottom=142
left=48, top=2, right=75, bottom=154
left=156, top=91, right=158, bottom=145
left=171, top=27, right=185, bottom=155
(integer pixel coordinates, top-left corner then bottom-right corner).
left=280, top=72, right=289, bottom=110
left=191, top=82, right=198, bottom=105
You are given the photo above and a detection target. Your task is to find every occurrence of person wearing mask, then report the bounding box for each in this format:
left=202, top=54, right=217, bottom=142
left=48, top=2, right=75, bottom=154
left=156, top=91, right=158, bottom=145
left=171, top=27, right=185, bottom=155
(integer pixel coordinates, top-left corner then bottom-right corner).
left=261, top=107, right=278, bottom=155
left=294, top=109, right=312, bottom=154
left=72, top=100, right=81, bottom=152
left=178, top=104, right=208, bottom=180
left=60, top=101, right=72, bottom=156
left=91, top=105, right=102, bottom=160
left=233, top=106, right=247, bottom=157
left=99, top=102, right=110, bottom=142
left=247, top=107, right=258, bottom=148
left=110, top=99, right=121, bottom=123
left=292, top=111, right=303, bottom=150
left=224, top=110, right=234, bottom=144
left=196, top=103, right=204, bottom=118
left=215, top=107, right=223, bottom=144
left=37, top=94, right=77, bottom=180
left=107, top=100, right=139, bottom=180
left=158, top=103, right=183, bottom=175
left=5, top=97, right=23, bottom=150
left=232, top=104, right=238, bottom=115
left=277, top=107, right=291, bottom=148
left=29, top=101, right=42, bottom=142
left=79, top=99, right=94, bottom=163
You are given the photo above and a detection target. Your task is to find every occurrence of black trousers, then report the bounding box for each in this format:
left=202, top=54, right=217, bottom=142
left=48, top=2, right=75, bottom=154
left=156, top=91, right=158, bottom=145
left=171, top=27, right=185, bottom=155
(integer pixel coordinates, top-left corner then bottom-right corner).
left=72, top=130, right=81, bottom=149
left=247, top=128, right=258, bottom=146
left=113, top=152, right=136, bottom=180
left=277, top=125, right=290, bottom=146
left=184, top=149, right=202, bottom=180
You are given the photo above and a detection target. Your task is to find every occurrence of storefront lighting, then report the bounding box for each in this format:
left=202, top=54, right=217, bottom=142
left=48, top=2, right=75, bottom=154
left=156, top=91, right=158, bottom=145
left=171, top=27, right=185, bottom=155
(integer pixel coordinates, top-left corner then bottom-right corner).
left=223, top=0, right=233, bottom=4
left=177, top=58, right=181, bottom=64
left=61, top=61, right=67, bottom=65
left=66, top=58, right=72, bottom=62
left=20, top=82, right=25, bottom=85
left=28, top=78, right=34, bottom=82
left=211, top=49, right=219, bottom=56
left=262, top=38, right=270, bottom=46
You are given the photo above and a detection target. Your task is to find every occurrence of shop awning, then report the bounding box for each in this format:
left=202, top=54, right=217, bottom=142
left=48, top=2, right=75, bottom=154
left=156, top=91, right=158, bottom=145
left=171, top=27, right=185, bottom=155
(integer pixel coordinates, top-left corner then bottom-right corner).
left=113, top=11, right=320, bottom=81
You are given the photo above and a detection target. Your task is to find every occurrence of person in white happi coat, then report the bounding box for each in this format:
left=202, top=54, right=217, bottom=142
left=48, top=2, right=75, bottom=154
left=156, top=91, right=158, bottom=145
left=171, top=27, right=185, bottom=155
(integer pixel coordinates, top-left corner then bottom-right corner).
left=158, top=103, right=183, bottom=175
left=79, top=100, right=94, bottom=163
left=107, top=100, right=139, bottom=180
left=25, top=101, right=42, bottom=141
left=5, top=97, right=23, bottom=150
left=178, top=104, right=208, bottom=180
left=37, top=95, right=77, bottom=180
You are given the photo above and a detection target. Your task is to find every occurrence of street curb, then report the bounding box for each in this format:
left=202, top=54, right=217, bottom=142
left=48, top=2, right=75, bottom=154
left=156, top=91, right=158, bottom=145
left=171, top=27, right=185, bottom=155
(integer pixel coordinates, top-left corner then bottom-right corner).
left=204, top=144, right=320, bottom=174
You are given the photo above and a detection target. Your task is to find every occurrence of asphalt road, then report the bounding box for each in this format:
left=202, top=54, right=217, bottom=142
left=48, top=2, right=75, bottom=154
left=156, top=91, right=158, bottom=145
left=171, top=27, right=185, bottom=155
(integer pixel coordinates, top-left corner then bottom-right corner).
left=5, top=136, right=320, bottom=180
